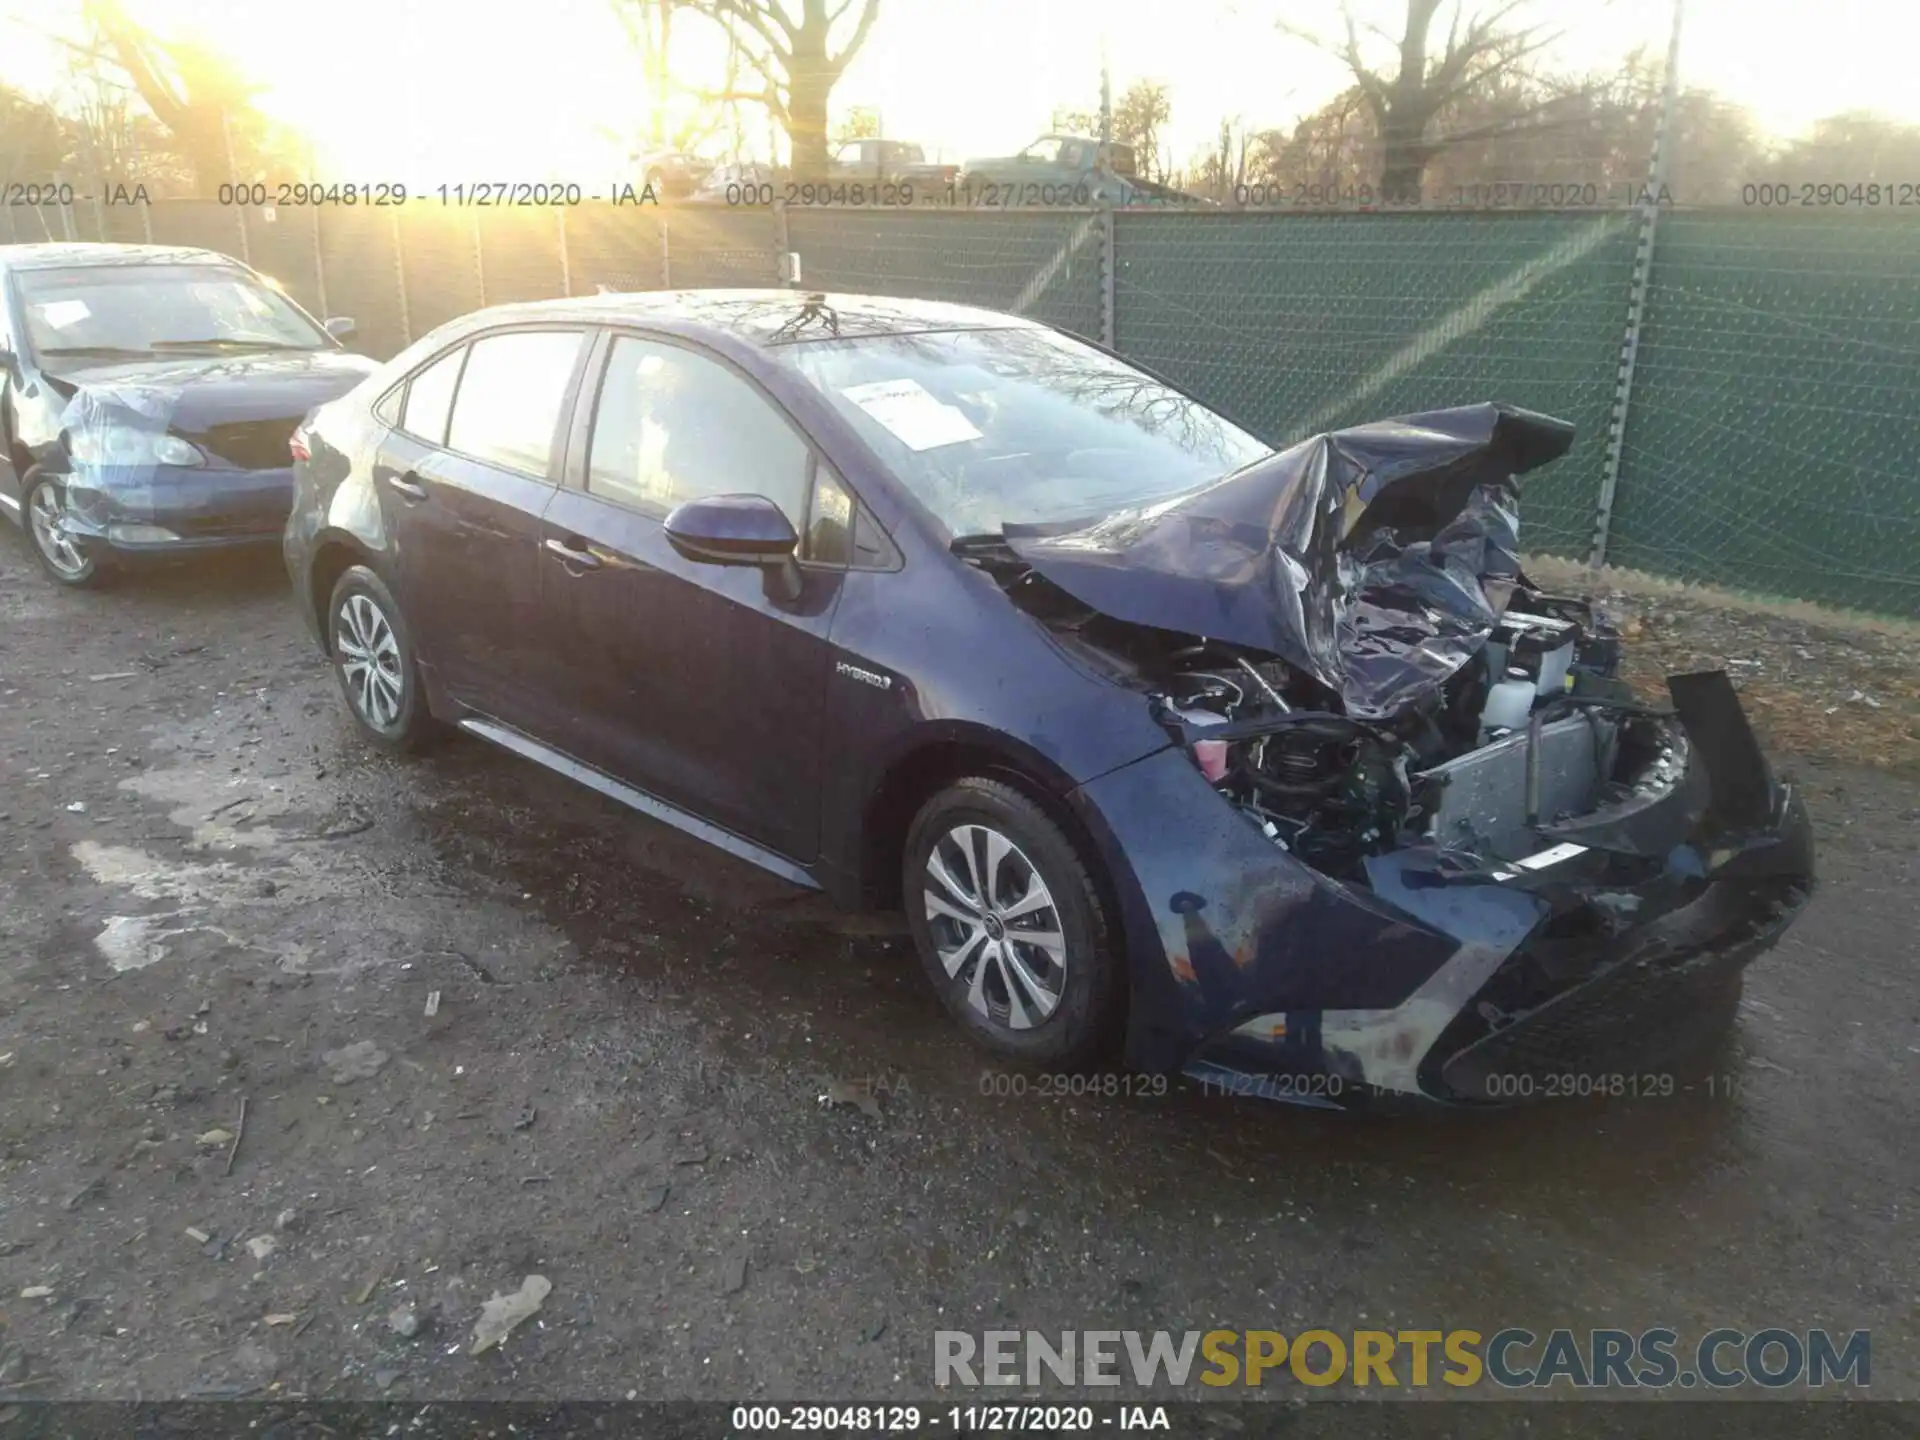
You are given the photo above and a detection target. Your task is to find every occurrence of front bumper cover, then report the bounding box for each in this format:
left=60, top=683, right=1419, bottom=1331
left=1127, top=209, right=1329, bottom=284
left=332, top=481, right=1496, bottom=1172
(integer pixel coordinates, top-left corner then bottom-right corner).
left=1080, top=668, right=1816, bottom=1107
left=52, top=464, right=296, bottom=557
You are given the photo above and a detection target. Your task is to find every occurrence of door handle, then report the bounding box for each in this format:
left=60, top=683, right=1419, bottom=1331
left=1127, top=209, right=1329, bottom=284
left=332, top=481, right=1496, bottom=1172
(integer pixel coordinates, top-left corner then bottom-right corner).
left=388, top=473, right=429, bottom=503
left=543, top=535, right=603, bottom=571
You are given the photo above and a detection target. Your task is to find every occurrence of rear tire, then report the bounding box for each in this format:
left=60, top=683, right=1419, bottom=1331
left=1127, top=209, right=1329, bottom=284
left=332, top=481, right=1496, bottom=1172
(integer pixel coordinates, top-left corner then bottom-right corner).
left=326, top=564, right=439, bottom=753
left=903, top=777, right=1123, bottom=1069
left=23, top=469, right=104, bottom=588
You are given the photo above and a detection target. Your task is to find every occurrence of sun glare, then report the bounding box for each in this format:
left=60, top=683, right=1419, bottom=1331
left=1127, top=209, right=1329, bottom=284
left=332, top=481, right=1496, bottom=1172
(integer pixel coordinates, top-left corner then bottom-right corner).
left=7, top=0, right=1920, bottom=182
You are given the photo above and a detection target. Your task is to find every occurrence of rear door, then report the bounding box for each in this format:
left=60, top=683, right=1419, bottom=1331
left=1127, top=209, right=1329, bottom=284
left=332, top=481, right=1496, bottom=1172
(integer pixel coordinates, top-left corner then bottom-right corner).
left=376, top=326, right=589, bottom=730
left=534, top=329, right=850, bottom=863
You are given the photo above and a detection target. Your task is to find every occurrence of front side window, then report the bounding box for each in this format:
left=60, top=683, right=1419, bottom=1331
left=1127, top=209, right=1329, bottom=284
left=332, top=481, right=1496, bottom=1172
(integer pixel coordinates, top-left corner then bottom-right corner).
left=445, top=330, right=584, bottom=477
left=17, top=263, right=330, bottom=358
left=779, top=324, right=1273, bottom=539
left=586, top=335, right=809, bottom=522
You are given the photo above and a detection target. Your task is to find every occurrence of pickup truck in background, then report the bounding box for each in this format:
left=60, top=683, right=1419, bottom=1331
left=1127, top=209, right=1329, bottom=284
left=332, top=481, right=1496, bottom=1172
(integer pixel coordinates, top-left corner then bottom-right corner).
left=829, top=139, right=959, bottom=189
left=959, top=133, right=1196, bottom=205
left=634, top=148, right=717, bottom=200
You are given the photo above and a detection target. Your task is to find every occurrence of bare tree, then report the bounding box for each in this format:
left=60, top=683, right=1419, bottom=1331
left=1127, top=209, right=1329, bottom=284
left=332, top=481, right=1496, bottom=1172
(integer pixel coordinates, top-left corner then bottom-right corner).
left=1059, top=79, right=1174, bottom=179
left=678, top=0, right=883, bottom=176
left=1187, top=116, right=1254, bottom=203
left=0, top=82, right=69, bottom=179
left=1769, top=111, right=1920, bottom=186
left=61, top=47, right=186, bottom=191
left=71, top=0, right=296, bottom=193
left=610, top=0, right=681, bottom=150
left=1279, top=0, right=1585, bottom=201
left=610, top=0, right=750, bottom=160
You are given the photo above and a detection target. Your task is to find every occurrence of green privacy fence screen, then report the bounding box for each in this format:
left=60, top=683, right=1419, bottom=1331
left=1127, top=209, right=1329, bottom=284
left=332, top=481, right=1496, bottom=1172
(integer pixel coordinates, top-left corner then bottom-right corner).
left=1602, top=213, right=1920, bottom=614
left=1111, top=210, right=1641, bottom=563
left=5, top=200, right=1915, bottom=616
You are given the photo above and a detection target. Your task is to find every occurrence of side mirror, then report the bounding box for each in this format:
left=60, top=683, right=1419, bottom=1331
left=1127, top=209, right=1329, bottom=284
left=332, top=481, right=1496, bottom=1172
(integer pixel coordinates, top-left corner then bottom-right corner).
left=324, top=316, right=356, bottom=340
left=663, top=493, right=797, bottom=566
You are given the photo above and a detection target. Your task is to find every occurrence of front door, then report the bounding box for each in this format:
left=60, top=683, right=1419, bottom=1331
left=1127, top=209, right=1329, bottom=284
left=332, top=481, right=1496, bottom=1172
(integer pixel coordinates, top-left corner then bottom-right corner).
left=535, top=331, right=845, bottom=863
left=378, top=328, right=588, bottom=730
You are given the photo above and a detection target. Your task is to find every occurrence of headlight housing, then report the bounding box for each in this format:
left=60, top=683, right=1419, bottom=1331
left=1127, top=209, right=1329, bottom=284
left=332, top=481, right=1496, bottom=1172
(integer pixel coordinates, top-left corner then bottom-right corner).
left=68, top=424, right=205, bottom=468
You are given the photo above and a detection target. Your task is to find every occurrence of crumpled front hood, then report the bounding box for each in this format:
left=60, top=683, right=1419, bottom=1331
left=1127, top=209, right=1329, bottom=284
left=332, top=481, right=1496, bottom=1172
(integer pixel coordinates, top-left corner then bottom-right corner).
left=1004, top=402, right=1575, bottom=718
left=41, top=349, right=378, bottom=431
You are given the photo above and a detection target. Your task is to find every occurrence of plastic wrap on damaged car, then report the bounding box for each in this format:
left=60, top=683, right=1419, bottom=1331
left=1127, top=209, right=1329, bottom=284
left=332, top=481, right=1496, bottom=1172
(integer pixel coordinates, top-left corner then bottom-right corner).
left=1003, top=402, right=1575, bottom=718
left=54, top=381, right=197, bottom=534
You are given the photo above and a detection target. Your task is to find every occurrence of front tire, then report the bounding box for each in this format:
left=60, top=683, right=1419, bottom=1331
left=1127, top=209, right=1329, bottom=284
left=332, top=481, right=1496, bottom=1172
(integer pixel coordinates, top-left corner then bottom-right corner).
left=326, top=564, right=438, bottom=753
left=23, top=469, right=103, bottom=588
left=904, top=778, right=1123, bottom=1069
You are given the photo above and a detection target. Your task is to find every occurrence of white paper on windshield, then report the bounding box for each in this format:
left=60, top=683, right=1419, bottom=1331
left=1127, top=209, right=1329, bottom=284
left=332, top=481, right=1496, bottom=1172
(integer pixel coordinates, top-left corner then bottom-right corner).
left=841, top=378, right=981, bottom=451
left=37, top=300, right=91, bottom=329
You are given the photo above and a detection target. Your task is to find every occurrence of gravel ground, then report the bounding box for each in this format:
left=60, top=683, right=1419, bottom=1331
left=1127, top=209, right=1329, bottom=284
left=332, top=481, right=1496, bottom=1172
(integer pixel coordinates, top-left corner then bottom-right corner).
left=0, top=537, right=1915, bottom=1405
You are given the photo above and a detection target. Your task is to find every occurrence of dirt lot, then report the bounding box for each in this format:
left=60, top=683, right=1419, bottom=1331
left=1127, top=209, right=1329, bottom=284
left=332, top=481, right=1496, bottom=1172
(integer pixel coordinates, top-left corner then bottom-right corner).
left=0, top=536, right=1916, bottom=1405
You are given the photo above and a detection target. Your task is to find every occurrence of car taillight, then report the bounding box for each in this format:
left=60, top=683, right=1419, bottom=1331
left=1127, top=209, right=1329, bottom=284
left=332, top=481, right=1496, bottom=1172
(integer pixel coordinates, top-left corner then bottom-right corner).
left=289, top=426, right=310, bottom=462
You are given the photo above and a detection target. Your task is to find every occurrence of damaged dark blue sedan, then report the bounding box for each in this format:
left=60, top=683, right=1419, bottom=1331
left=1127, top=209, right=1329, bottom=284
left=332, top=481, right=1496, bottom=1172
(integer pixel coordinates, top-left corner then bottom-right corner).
left=0, top=243, right=373, bottom=586
left=283, top=290, right=1814, bottom=1107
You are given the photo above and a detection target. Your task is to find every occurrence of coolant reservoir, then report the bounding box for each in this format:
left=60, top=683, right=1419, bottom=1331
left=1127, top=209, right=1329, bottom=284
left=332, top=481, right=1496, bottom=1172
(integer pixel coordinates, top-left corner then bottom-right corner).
left=1172, top=707, right=1231, bottom=782
left=1479, top=669, right=1536, bottom=737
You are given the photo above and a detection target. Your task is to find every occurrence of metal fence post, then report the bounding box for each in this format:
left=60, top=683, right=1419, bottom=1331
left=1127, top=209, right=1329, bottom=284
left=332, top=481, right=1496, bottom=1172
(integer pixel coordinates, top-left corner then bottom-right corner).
left=390, top=207, right=413, bottom=347
left=311, top=206, right=330, bottom=320
left=659, top=209, right=672, bottom=288
left=140, top=202, right=154, bottom=245
left=557, top=207, right=573, bottom=297
left=1099, top=200, right=1117, bottom=349
left=774, top=198, right=791, bottom=285
left=1592, top=0, right=1684, bottom=568
left=472, top=210, right=488, bottom=308
left=55, top=172, right=75, bottom=241
left=234, top=203, right=251, bottom=267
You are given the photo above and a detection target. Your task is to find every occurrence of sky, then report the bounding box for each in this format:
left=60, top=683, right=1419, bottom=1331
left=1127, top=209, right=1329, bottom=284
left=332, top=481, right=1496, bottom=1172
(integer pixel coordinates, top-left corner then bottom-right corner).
left=0, top=0, right=1911, bottom=180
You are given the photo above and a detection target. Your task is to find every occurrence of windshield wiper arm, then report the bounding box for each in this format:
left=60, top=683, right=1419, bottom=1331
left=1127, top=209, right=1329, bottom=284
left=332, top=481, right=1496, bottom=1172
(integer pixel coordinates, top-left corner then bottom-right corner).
left=148, top=338, right=313, bottom=351
left=36, top=345, right=158, bottom=358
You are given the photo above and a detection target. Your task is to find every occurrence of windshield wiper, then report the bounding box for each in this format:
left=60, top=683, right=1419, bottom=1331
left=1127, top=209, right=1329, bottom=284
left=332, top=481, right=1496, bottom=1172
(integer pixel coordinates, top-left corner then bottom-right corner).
left=36, top=345, right=158, bottom=358
left=148, top=338, right=314, bottom=351
left=949, top=531, right=1011, bottom=556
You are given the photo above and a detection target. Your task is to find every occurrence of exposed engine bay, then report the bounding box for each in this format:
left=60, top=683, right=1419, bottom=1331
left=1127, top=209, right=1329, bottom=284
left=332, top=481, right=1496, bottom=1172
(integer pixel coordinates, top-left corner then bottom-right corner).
left=1150, top=596, right=1683, bottom=879
left=958, top=402, right=1699, bottom=886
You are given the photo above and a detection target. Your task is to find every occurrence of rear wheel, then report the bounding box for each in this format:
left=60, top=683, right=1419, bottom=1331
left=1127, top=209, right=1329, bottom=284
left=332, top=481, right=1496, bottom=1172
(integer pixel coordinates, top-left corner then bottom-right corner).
left=326, top=564, right=438, bottom=753
left=903, top=777, right=1123, bottom=1069
left=23, top=469, right=102, bottom=588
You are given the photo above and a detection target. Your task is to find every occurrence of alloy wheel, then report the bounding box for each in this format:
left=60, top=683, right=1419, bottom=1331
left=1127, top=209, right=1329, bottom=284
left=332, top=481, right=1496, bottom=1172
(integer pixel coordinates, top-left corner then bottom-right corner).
left=922, top=823, right=1068, bottom=1031
left=28, top=483, right=89, bottom=579
left=335, top=592, right=406, bottom=730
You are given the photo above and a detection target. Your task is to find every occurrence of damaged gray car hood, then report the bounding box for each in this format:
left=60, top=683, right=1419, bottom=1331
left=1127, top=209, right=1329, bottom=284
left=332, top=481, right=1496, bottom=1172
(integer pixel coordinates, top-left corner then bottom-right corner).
left=1003, top=402, right=1576, bottom=718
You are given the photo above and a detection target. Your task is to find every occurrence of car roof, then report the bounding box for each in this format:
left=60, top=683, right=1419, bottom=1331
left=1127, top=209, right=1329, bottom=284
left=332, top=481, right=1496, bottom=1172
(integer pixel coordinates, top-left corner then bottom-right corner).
left=0, top=242, right=241, bottom=273
left=464, top=289, right=1044, bottom=348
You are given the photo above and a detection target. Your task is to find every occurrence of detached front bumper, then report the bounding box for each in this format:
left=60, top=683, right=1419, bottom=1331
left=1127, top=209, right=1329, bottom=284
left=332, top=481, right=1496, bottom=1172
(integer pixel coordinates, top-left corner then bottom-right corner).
left=56, top=464, right=295, bottom=558
left=1076, top=670, right=1816, bottom=1108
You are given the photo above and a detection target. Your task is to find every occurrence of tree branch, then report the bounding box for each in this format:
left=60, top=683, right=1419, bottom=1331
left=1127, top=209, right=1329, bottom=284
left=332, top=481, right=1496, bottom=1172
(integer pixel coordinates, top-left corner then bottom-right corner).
left=1280, top=12, right=1391, bottom=126
left=826, top=0, right=880, bottom=77
left=710, top=0, right=796, bottom=53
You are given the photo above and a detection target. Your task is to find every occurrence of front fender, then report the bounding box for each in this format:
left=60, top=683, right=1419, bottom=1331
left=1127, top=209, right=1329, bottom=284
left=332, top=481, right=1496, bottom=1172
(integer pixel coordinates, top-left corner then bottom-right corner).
left=1067, top=746, right=1461, bottom=1074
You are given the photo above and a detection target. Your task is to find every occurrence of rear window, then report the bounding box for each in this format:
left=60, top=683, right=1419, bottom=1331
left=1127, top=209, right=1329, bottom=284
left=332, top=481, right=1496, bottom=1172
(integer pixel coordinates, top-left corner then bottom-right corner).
left=400, top=347, right=465, bottom=444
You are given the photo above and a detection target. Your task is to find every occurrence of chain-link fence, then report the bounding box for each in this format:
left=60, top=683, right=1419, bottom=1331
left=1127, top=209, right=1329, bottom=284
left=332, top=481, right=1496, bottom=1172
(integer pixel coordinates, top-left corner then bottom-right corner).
left=4, top=197, right=1915, bottom=616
